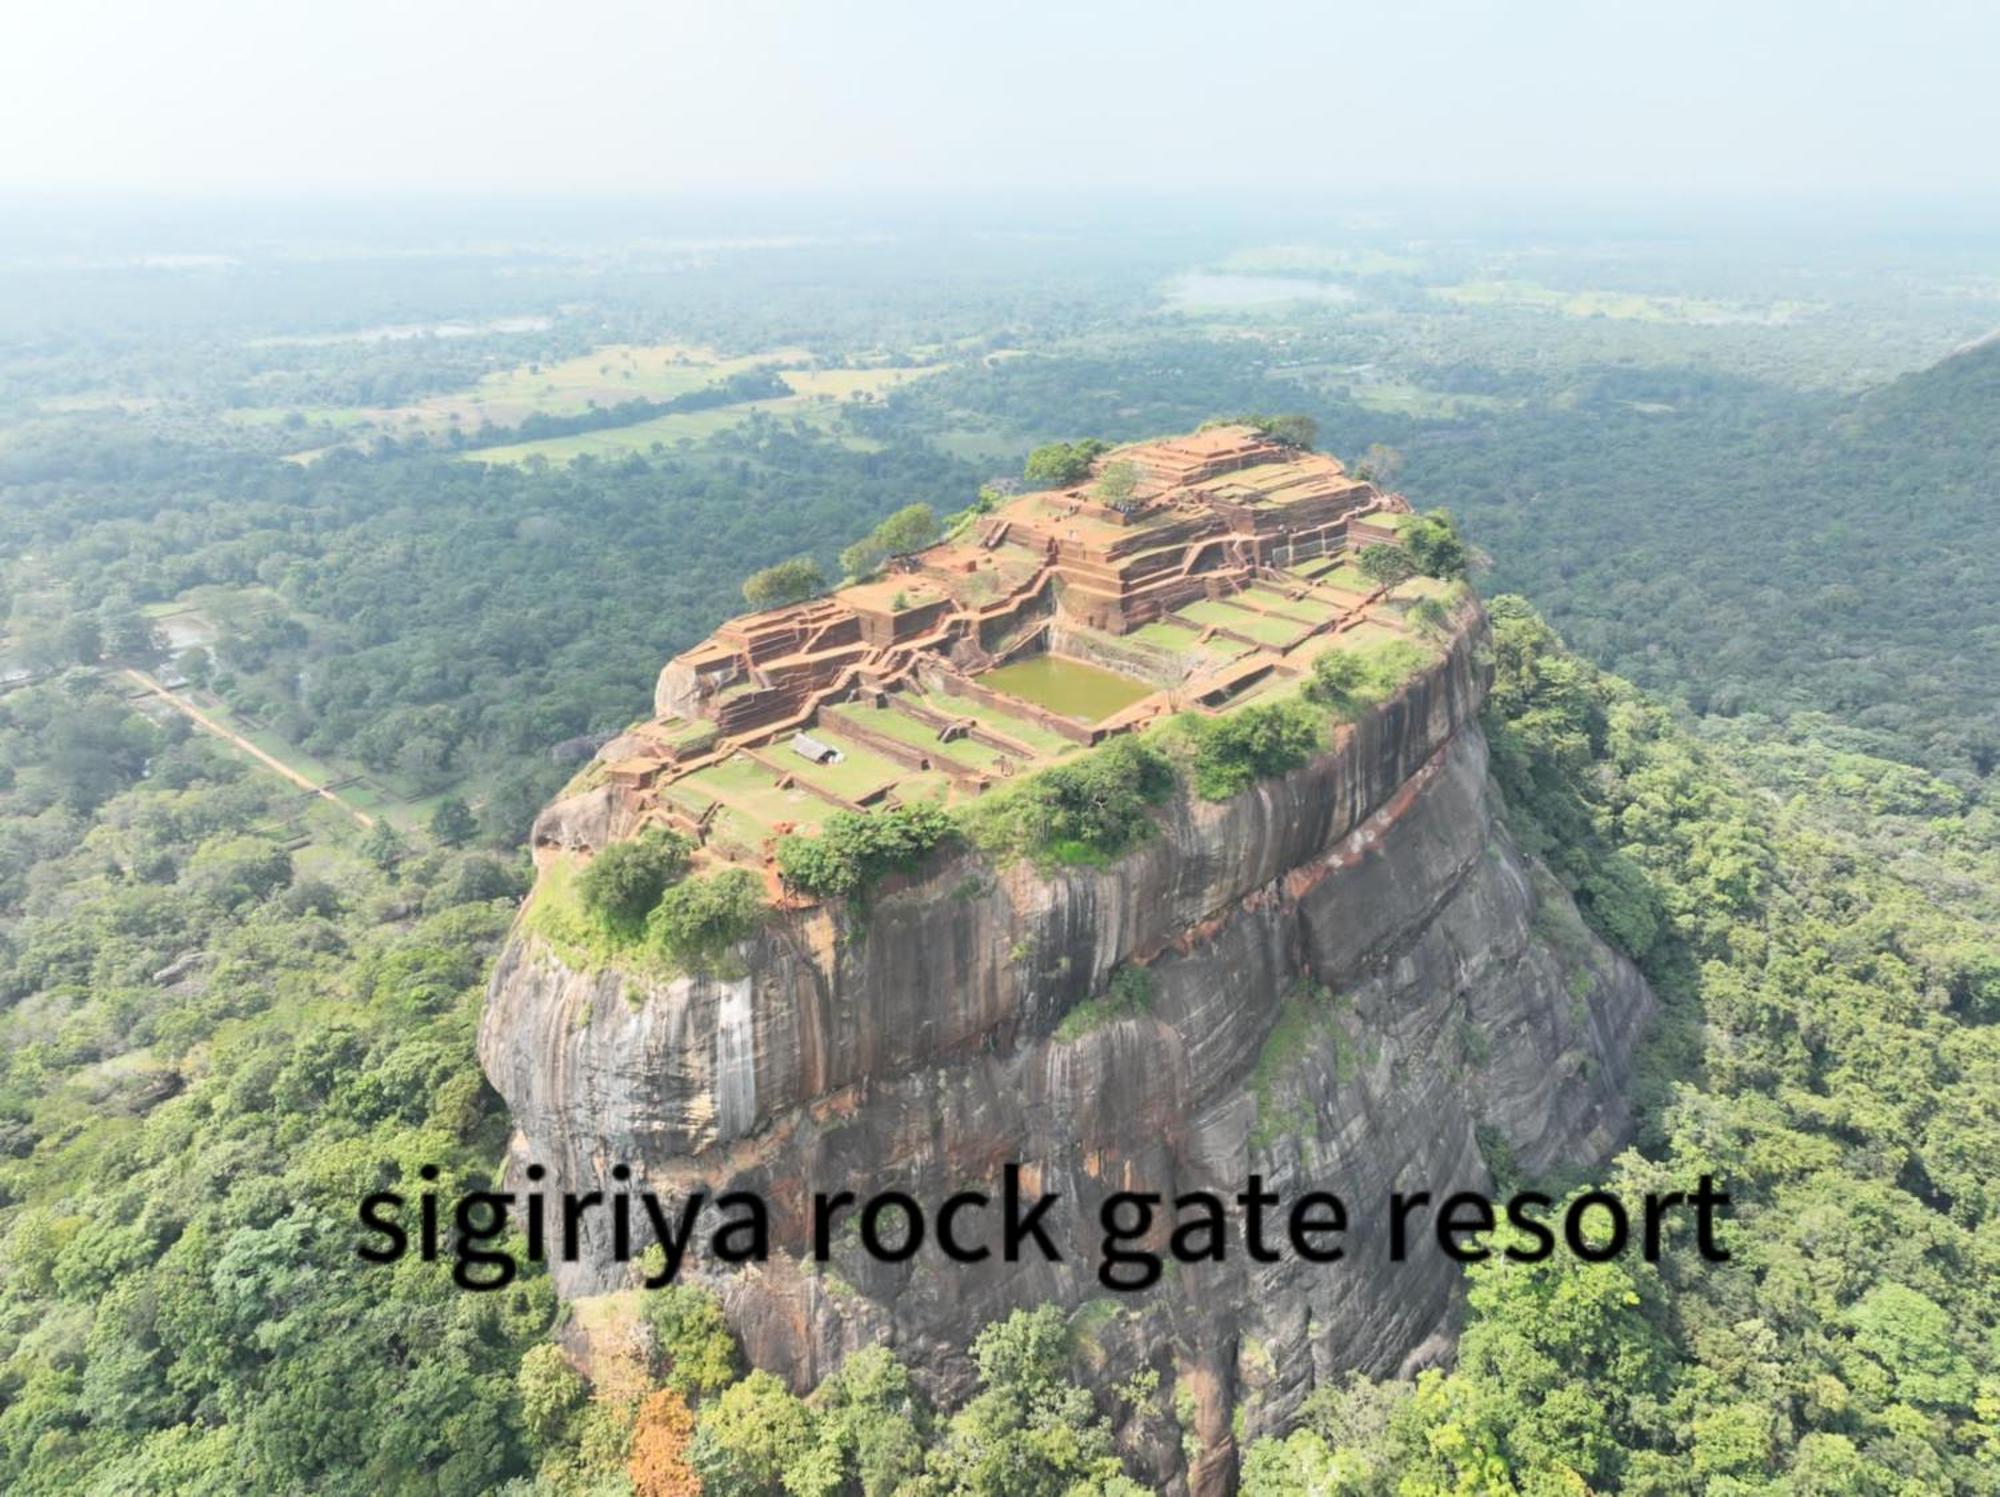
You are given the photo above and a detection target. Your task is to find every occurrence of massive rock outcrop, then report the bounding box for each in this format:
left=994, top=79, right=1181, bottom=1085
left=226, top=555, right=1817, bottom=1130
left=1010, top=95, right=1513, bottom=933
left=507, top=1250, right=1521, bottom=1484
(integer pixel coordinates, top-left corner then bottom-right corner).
left=479, top=617, right=1653, bottom=1492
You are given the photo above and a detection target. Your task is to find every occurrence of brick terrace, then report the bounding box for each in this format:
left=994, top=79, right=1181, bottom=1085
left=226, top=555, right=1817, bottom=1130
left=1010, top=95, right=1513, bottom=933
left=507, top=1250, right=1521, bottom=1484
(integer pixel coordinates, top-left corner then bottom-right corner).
left=567, top=427, right=1434, bottom=870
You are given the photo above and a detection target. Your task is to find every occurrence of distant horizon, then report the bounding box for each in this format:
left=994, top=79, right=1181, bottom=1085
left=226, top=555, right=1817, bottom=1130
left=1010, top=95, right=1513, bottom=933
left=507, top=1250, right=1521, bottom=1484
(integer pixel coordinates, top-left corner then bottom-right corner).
left=5, top=1, right=1996, bottom=201
left=6, top=185, right=2000, bottom=254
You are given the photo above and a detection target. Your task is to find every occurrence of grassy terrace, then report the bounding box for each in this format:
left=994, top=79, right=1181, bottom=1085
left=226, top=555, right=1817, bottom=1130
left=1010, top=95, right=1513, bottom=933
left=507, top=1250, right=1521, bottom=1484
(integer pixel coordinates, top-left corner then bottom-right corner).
left=908, top=688, right=1084, bottom=757
left=682, top=755, right=814, bottom=832
left=882, top=770, right=955, bottom=806
left=1175, top=597, right=1303, bottom=646
left=1292, top=557, right=1374, bottom=592
left=780, top=731, right=905, bottom=801
left=977, top=655, right=1157, bottom=723
left=1324, top=619, right=1404, bottom=649
left=1241, top=582, right=1326, bottom=615
left=826, top=702, right=1014, bottom=771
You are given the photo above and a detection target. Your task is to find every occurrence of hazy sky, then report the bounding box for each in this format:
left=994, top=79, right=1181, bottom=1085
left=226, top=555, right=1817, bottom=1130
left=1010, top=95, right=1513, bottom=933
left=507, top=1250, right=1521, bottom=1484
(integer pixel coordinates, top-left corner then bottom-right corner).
left=4, top=0, right=1995, bottom=198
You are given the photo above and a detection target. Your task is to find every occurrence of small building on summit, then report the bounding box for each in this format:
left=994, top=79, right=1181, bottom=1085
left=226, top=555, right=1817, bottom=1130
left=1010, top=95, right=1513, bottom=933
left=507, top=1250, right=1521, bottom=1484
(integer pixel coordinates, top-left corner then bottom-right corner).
left=791, top=733, right=843, bottom=766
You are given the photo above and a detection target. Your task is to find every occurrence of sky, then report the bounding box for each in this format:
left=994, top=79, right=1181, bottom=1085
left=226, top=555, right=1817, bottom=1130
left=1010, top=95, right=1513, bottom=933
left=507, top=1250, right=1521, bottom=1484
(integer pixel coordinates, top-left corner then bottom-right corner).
left=3, top=0, right=1996, bottom=200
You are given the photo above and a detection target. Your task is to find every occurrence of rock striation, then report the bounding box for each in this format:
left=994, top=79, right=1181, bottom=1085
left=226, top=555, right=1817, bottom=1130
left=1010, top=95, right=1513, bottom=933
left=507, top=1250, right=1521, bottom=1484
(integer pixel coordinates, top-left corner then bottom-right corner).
left=479, top=604, right=1655, bottom=1493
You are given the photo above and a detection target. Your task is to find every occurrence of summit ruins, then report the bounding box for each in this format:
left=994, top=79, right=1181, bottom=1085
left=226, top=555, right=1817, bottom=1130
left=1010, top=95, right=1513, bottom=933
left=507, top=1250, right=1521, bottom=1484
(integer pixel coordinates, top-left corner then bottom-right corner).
left=540, top=425, right=1446, bottom=874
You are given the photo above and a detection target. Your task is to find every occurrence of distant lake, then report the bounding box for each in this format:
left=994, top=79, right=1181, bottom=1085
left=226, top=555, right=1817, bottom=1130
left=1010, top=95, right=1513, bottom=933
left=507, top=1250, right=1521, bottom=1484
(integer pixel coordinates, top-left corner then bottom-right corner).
left=1164, top=273, right=1357, bottom=310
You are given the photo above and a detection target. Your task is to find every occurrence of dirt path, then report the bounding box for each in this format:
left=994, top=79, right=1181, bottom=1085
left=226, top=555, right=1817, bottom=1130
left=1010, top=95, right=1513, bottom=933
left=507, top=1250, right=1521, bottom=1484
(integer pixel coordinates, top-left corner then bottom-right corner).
left=122, top=667, right=376, bottom=829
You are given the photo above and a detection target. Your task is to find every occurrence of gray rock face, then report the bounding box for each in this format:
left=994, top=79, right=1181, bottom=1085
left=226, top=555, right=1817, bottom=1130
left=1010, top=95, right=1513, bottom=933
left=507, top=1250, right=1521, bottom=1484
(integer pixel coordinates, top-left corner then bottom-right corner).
left=478, top=623, right=1654, bottom=1493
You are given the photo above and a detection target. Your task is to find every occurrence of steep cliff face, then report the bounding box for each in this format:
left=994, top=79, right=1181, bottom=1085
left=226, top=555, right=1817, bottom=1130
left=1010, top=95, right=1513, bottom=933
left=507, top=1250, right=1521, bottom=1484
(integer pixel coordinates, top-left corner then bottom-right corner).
left=479, top=620, right=1653, bottom=1491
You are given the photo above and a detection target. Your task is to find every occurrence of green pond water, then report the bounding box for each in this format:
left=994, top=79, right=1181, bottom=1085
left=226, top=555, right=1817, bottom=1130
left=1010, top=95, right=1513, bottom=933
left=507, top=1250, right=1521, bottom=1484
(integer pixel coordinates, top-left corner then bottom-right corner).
left=979, top=655, right=1155, bottom=723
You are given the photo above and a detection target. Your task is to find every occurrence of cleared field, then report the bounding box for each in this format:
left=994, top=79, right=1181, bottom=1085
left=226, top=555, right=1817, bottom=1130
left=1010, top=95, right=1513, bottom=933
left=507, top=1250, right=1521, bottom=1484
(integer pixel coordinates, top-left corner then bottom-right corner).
left=1216, top=245, right=1423, bottom=277
left=456, top=381, right=915, bottom=466
left=250, top=343, right=942, bottom=464
left=1347, top=379, right=1511, bottom=418
left=465, top=342, right=789, bottom=410
left=780, top=367, right=929, bottom=400
left=978, top=655, right=1155, bottom=724
left=1126, top=620, right=1204, bottom=653
left=1219, top=610, right=1303, bottom=647
left=462, top=398, right=809, bottom=463
left=929, top=426, right=1031, bottom=466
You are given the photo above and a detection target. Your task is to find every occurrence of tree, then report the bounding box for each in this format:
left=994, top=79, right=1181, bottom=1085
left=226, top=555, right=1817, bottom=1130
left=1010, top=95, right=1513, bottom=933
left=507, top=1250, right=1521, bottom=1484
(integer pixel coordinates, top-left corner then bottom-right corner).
left=742, top=556, right=826, bottom=609
left=1023, top=438, right=1107, bottom=487
left=874, top=503, right=940, bottom=556
left=428, top=796, right=476, bottom=847
left=361, top=819, right=406, bottom=870
left=185, top=836, right=294, bottom=909
left=175, top=645, right=213, bottom=687
left=578, top=827, right=693, bottom=929
left=646, top=1285, right=739, bottom=1397
left=840, top=504, right=940, bottom=579
left=963, top=735, right=1176, bottom=863
left=1094, top=459, right=1141, bottom=513
left=1401, top=510, right=1469, bottom=580
left=516, top=1344, right=587, bottom=1457
left=924, top=1307, right=1137, bottom=1495
left=1240, top=412, right=1317, bottom=450
left=810, top=1346, right=930, bottom=1496
left=691, top=1370, right=813, bottom=1495
left=628, top=1389, right=700, bottom=1497
left=1357, top=544, right=1418, bottom=585
left=101, top=606, right=162, bottom=662
left=840, top=535, right=887, bottom=578
left=1185, top=700, right=1324, bottom=800
left=1355, top=443, right=1404, bottom=485
left=776, top=803, right=957, bottom=899
left=647, top=868, right=767, bottom=963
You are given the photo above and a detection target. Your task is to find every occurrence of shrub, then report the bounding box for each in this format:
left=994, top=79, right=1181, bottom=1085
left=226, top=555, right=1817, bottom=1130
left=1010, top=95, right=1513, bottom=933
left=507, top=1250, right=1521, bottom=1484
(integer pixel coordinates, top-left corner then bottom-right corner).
left=1185, top=700, right=1325, bottom=800
left=775, top=803, right=958, bottom=899
left=1303, top=650, right=1370, bottom=707
left=964, top=735, right=1176, bottom=864
left=1409, top=595, right=1451, bottom=636
left=1303, top=638, right=1437, bottom=720
left=1053, top=964, right=1156, bottom=1041
left=579, top=827, right=693, bottom=930
left=647, top=868, right=767, bottom=963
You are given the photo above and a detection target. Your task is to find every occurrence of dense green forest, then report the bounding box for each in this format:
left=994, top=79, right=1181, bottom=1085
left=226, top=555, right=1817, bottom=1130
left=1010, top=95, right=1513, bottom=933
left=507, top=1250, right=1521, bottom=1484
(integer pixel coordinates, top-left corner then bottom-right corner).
left=1, top=209, right=1996, bottom=1492
left=0, top=425, right=977, bottom=840
left=3, top=604, right=1991, bottom=1493
left=1240, top=599, right=2000, bottom=1494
